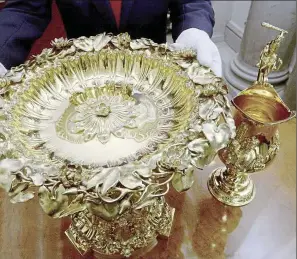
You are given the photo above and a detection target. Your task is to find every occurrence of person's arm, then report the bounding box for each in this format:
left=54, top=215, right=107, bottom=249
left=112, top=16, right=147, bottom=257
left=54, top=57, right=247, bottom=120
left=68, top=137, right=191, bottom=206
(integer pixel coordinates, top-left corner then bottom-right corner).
left=0, top=0, right=52, bottom=70
left=169, top=1, right=221, bottom=77
left=169, top=0, right=215, bottom=41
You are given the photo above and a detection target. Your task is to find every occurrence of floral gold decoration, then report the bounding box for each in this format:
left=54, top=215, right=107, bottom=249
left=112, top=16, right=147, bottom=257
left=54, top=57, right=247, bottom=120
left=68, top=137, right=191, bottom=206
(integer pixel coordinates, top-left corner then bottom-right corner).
left=0, top=33, right=235, bottom=257
left=207, top=22, right=296, bottom=207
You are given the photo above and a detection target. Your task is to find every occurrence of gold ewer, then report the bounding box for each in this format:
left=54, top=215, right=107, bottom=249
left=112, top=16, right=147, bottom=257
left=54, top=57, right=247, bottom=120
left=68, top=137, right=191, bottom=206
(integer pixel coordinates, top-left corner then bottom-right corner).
left=207, top=22, right=296, bottom=206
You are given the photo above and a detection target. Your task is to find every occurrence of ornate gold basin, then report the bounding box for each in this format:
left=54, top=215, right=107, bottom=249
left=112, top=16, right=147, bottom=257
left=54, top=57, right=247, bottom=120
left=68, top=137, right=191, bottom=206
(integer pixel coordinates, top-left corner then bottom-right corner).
left=0, top=33, right=235, bottom=257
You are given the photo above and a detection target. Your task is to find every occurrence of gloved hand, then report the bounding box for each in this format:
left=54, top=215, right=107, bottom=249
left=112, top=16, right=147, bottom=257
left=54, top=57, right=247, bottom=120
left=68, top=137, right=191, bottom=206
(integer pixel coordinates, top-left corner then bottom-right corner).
left=171, top=28, right=222, bottom=77
left=0, top=63, right=7, bottom=77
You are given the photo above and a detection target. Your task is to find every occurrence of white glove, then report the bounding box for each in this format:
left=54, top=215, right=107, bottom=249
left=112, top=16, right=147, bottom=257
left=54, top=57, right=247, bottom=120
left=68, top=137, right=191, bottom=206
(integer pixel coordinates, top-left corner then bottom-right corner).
left=0, top=63, right=7, bottom=77
left=171, top=28, right=222, bottom=77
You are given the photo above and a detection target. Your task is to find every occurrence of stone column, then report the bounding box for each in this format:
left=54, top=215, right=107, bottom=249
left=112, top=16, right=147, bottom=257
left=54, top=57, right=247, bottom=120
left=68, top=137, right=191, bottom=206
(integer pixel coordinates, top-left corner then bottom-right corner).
left=225, top=1, right=296, bottom=98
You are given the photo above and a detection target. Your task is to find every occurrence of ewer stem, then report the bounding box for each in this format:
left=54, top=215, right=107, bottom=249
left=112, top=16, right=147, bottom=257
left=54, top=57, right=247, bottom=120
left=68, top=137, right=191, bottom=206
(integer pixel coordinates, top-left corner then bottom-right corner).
left=207, top=166, right=256, bottom=207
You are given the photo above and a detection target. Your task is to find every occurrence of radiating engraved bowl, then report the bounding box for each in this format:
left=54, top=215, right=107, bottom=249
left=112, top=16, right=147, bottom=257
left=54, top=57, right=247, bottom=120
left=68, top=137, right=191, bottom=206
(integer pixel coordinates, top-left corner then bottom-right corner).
left=9, top=50, right=193, bottom=168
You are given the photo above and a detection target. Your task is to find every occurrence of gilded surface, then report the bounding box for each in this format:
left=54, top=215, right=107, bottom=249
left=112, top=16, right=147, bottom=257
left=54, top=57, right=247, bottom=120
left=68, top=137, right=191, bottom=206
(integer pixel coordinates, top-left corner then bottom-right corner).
left=0, top=33, right=235, bottom=256
left=256, top=22, right=288, bottom=85
left=0, top=119, right=295, bottom=259
left=208, top=23, right=296, bottom=207
left=56, top=84, right=166, bottom=145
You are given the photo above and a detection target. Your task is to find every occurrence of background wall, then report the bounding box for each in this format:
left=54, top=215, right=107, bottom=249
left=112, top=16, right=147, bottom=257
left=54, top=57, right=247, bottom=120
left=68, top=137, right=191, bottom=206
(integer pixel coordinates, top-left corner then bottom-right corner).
left=211, top=1, right=233, bottom=43
left=229, top=1, right=252, bottom=31
left=212, top=1, right=251, bottom=50
left=225, top=1, right=252, bottom=52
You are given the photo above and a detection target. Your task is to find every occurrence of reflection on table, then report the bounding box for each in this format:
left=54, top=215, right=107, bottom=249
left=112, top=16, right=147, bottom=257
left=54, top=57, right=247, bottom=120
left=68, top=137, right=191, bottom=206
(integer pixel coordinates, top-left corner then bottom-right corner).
left=0, top=119, right=295, bottom=259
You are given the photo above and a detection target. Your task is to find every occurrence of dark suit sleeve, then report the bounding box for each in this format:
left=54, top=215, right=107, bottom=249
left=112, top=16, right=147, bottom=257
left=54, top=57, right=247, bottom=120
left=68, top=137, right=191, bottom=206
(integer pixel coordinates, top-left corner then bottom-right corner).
left=169, top=0, right=215, bottom=41
left=0, top=0, right=52, bottom=69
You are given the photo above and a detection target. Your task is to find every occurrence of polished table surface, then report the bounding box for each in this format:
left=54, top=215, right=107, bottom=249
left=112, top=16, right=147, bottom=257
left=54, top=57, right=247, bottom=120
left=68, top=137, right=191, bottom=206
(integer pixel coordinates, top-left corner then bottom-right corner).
left=0, top=119, right=296, bottom=259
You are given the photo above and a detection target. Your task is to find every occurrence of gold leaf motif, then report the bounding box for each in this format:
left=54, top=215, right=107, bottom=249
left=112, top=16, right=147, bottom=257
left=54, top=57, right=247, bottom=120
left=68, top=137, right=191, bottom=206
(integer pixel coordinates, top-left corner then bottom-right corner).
left=134, top=167, right=152, bottom=178
left=9, top=181, right=28, bottom=195
left=57, top=194, right=86, bottom=218
left=130, top=38, right=157, bottom=50
left=0, top=159, right=24, bottom=192
left=24, top=165, right=58, bottom=186
left=170, top=49, right=197, bottom=69
left=111, top=33, right=131, bottom=49
left=87, top=165, right=149, bottom=194
left=38, top=185, right=69, bottom=218
left=0, top=158, right=24, bottom=172
left=29, top=173, right=45, bottom=186
left=119, top=170, right=144, bottom=189
left=0, top=97, right=4, bottom=109
left=93, top=33, right=112, bottom=51
left=134, top=184, right=157, bottom=208
left=63, top=187, right=79, bottom=195
left=187, top=64, right=216, bottom=85
left=98, top=187, right=134, bottom=203
left=3, top=64, right=25, bottom=83
left=51, top=38, right=72, bottom=49
left=86, top=169, right=109, bottom=190
left=73, top=37, right=93, bottom=52
left=172, top=167, right=195, bottom=192
left=119, top=199, right=131, bottom=215
left=0, top=78, right=10, bottom=95
left=135, top=198, right=156, bottom=210
left=187, top=138, right=216, bottom=168
left=60, top=165, right=82, bottom=188
left=0, top=168, right=14, bottom=192
left=202, top=121, right=233, bottom=151
left=199, top=98, right=223, bottom=120
left=188, top=138, right=210, bottom=155
left=56, top=46, right=76, bottom=59
left=10, top=190, right=35, bottom=204
left=101, top=168, right=120, bottom=195
left=193, top=151, right=216, bottom=169
left=160, top=144, right=191, bottom=171
left=87, top=202, right=119, bottom=221
left=200, top=83, right=228, bottom=97
left=87, top=167, right=122, bottom=195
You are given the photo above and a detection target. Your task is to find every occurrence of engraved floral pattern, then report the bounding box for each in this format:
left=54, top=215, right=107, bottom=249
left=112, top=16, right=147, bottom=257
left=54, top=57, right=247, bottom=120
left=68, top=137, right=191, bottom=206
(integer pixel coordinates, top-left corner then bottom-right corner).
left=65, top=86, right=138, bottom=144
